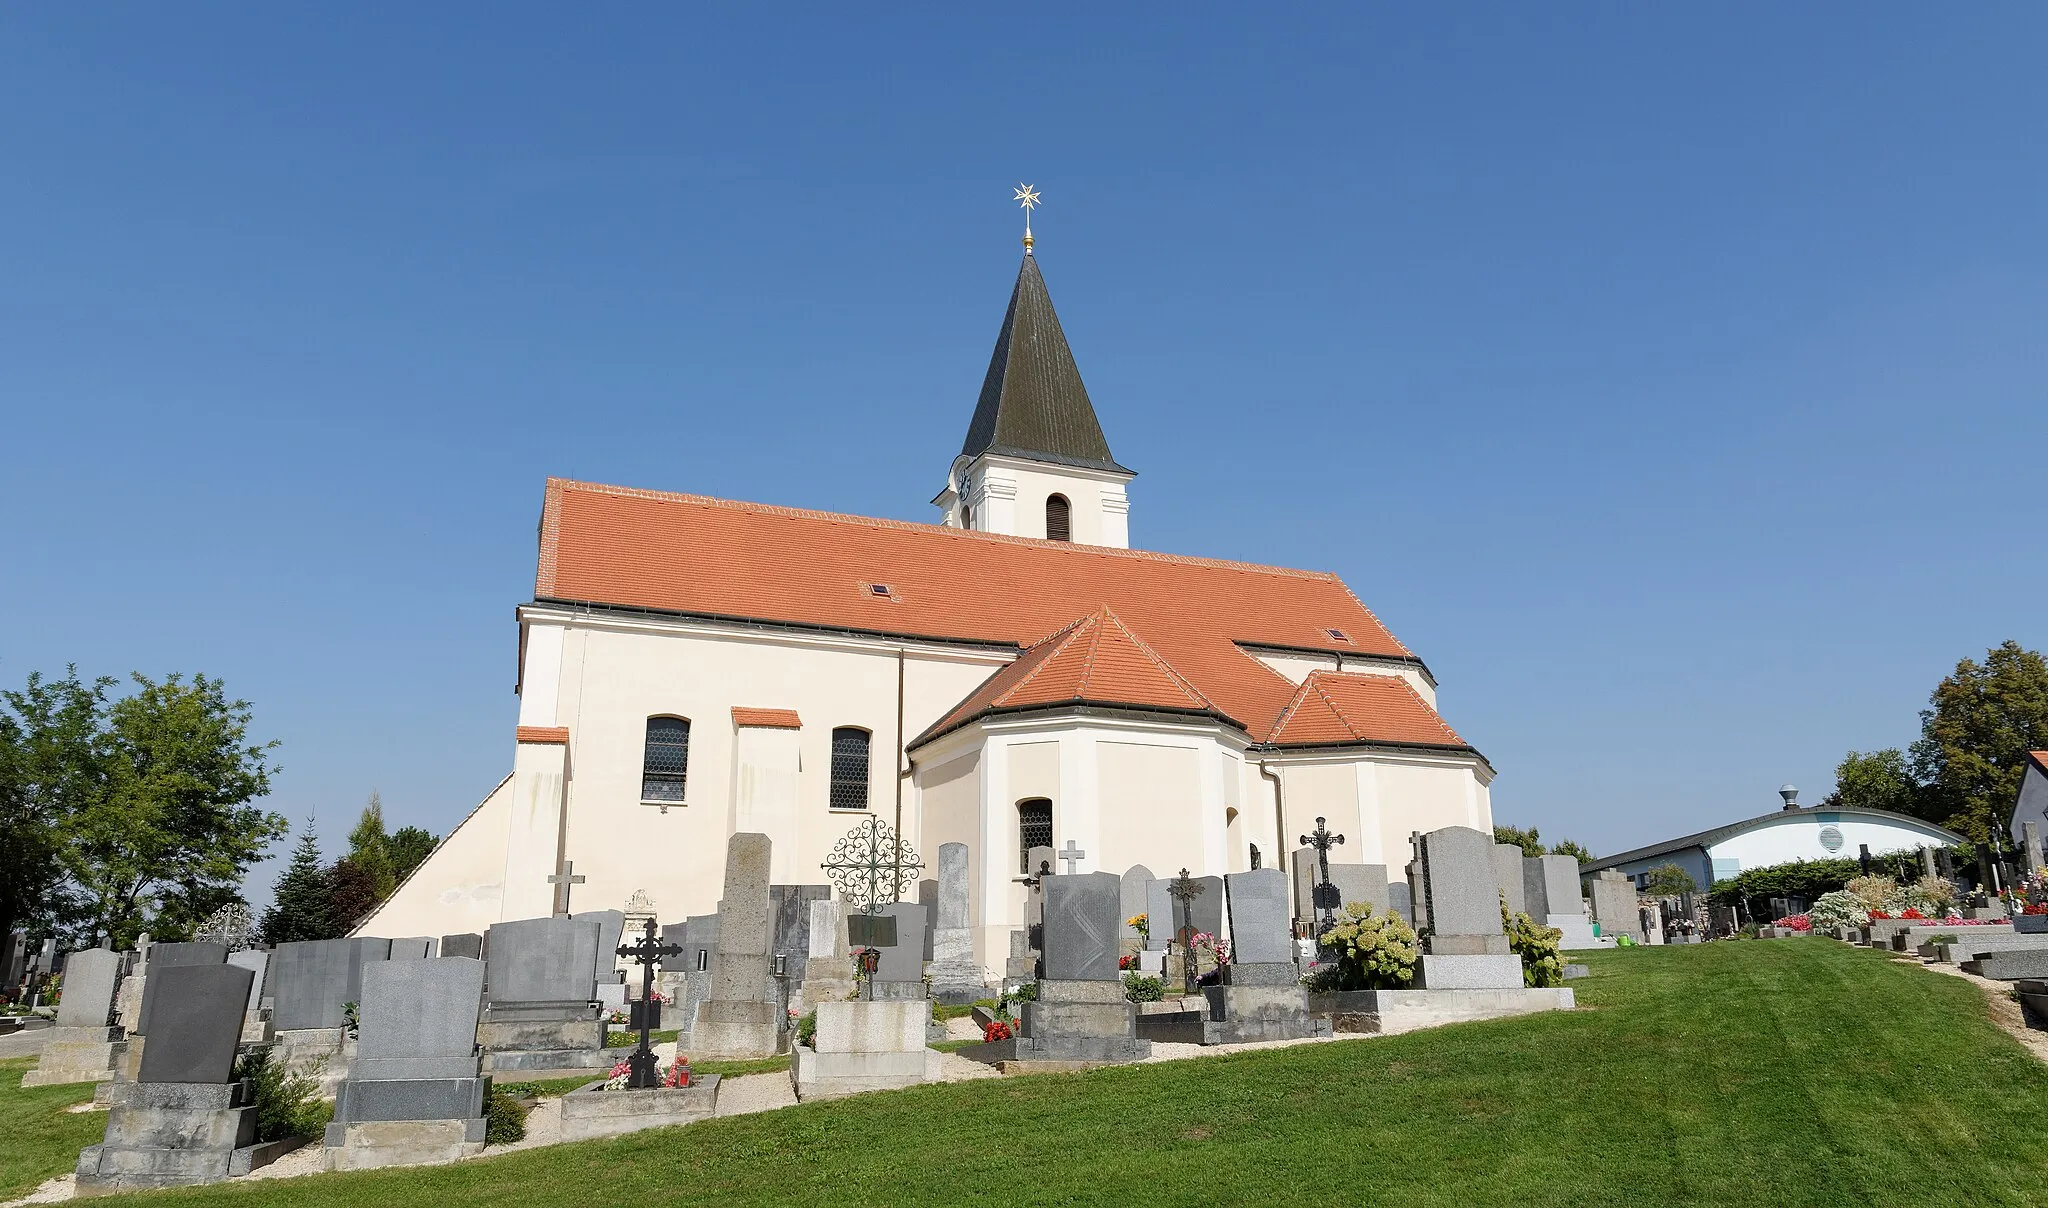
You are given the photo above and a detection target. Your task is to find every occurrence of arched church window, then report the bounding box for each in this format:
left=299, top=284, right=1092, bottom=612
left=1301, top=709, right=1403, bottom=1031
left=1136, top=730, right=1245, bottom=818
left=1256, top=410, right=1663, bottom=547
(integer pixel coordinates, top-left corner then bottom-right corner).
left=1018, top=798, right=1053, bottom=873
left=1045, top=494, right=1071, bottom=542
left=641, top=716, right=690, bottom=803
left=829, top=727, right=871, bottom=810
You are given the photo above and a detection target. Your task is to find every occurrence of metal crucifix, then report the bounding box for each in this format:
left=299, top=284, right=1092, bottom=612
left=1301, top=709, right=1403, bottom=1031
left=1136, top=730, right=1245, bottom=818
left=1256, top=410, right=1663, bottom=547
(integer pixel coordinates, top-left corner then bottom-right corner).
left=1299, top=816, right=1346, bottom=937
left=616, top=918, right=682, bottom=1089
left=1167, top=868, right=1207, bottom=996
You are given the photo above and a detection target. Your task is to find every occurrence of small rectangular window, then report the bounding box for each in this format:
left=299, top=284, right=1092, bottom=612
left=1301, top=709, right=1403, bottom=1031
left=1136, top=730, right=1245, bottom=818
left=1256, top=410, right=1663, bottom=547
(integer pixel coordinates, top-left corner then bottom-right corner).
left=1326, top=628, right=1352, bottom=643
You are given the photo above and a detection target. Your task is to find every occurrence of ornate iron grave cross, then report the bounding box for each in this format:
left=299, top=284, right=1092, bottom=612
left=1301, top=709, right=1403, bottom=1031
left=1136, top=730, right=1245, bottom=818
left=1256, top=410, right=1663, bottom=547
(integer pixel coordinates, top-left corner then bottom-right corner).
left=194, top=904, right=256, bottom=948
left=546, top=861, right=586, bottom=917
left=1167, top=868, right=1207, bottom=996
left=1299, top=816, right=1346, bottom=937
left=821, top=817, right=923, bottom=991
left=616, top=919, right=683, bottom=1088
left=1058, top=840, right=1087, bottom=875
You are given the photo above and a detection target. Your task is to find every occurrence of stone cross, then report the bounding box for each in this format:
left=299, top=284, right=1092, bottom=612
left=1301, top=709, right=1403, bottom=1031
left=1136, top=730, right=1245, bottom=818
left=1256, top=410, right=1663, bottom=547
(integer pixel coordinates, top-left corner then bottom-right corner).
left=1167, top=868, right=1207, bottom=995
left=1298, top=816, right=1346, bottom=934
left=1058, top=840, right=1088, bottom=875
left=547, top=861, right=586, bottom=916
left=617, top=918, right=683, bottom=1088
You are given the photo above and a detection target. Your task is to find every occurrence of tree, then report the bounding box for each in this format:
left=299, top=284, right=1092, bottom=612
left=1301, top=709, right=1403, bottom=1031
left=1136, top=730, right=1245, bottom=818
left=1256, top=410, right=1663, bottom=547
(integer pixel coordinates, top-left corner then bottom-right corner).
left=0, top=669, right=106, bottom=949
left=326, top=858, right=379, bottom=932
left=347, top=791, right=396, bottom=901
left=262, top=824, right=335, bottom=944
left=387, top=826, right=438, bottom=884
left=58, top=673, right=288, bottom=946
left=1911, top=641, right=2048, bottom=842
left=1643, top=863, right=1697, bottom=897
left=1822, top=749, right=1921, bottom=816
left=1493, top=825, right=1544, bottom=857
left=1549, top=838, right=1594, bottom=865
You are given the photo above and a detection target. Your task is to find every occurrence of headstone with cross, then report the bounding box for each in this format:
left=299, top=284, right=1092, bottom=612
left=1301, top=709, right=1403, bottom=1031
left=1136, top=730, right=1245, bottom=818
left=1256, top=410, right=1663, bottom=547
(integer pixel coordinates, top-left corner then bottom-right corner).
left=547, top=861, right=586, bottom=917
left=1298, top=816, right=1346, bottom=937
left=1058, top=840, right=1087, bottom=875
left=1167, top=868, right=1207, bottom=995
left=617, top=919, right=684, bottom=1087
left=819, top=817, right=924, bottom=992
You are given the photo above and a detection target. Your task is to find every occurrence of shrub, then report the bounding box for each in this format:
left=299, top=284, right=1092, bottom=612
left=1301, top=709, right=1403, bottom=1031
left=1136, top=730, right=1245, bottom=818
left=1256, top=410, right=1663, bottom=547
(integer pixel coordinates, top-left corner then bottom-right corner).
left=1845, top=875, right=1897, bottom=912
left=1310, top=902, right=1419, bottom=991
left=1502, top=903, right=1565, bottom=987
left=797, top=1010, right=817, bottom=1048
left=235, top=1047, right=329, bottom=1142
left=1709, top=859, right=1862, bottom=911
left=484, top=1084, right=529, bottom=1144
left=1122, top=972, right=1165, bottom=1002
left=1808, top=890, right=1869, bottom=931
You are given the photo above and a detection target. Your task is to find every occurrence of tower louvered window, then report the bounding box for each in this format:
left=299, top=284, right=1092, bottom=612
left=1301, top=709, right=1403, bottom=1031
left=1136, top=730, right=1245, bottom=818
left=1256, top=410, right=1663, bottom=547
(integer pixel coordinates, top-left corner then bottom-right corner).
left=642, top=716, right=690, bottom=802
left=1018, top=798, right=1053, bottom=873
left=829, top=727, right=871, bottom=810
left=1045, top=494, right=1071, bottom=542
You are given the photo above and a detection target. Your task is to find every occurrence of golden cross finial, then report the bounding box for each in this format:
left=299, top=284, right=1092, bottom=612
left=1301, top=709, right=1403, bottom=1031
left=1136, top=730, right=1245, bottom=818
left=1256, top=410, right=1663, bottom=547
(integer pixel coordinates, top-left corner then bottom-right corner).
left=1014, top=183, right=1041, bottom=253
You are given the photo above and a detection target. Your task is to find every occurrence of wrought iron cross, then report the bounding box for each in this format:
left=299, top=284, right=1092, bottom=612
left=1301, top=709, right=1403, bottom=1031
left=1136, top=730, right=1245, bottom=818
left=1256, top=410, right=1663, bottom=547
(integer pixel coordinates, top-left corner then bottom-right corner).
left=1299, top=816, right=1346, bottom=935
left=820, top=816, right=923, bottom=916
left=547, top=861, right=587, bottom=916
left=616, top=919, right=682, bottom=1089
left=1058, top=840, right=1088, bottom=875
left=1167, top=868, right=1206, bottom=995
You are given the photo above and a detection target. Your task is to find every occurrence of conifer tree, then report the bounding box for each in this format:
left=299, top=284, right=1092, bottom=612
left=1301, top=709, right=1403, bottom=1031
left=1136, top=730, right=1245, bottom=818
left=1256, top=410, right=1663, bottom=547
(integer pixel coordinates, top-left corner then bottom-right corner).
left=262, top=823, right=335, bottom=944
left=347, top=791, right=396, bottom=900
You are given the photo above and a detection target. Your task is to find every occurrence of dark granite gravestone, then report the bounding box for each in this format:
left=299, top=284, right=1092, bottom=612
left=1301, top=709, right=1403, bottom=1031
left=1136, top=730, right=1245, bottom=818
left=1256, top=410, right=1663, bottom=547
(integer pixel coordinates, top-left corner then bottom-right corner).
left=138, top=964, right=254, bottom=1083
left=1191, top=876, right=1225, bottom=938
left=439, top=933, right=484, bottom=961
left=332, top=957, right=487, bottom=1130
left=1042, top=872, right=1121, bottom=981
left=270, top=938, right=392, bottom=1031
left=1388, top=882, right=1414, bottom=925
left=136, top=942, right=228, bottom=1034
left=872, top=902, right=929, bottom=985
left=770, top=884, right=831, bottom=985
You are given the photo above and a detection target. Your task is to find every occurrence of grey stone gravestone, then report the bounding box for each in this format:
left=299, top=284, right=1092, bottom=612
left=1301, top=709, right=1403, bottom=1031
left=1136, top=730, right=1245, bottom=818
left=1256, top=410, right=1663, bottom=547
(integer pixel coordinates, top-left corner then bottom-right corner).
left=917, top=879, right=939, bottom=960
left=138, top=964, right=253, bottom=1084
left=1414, top=826, right=1520, bottom=989
left=136, top=941, right=228, bottom=1034
left=1119, top=864, right=1155, bottom=943
left=270, top=938, right=392, bottom=1031
left=1205, top=869, right=1325, bottom=1044
left=440, top=933, right=484, bottom=961
left=1589, top=871, right=1644, bottom=943
left=572, top=910, right=627, bottom=984
left=693, top=832, right=780, bottom=1056
left=2026, top=823, right=2046, bottom=876
left=1143, top=878, right=1173, bottom=951
left=872, top=902, right=928, bottom=986
left=1042, top=872, right=1121, bottom=982
left=929, top=843, right=982, bottom=1000
left=1191, top=876, right=1225, bottom=938
left=226, top=949, right=269, bottom=1013
left=487, top=917, right=601, bottom=1009
left=387, top=937, right=434, bottom=960
left=1495, top=844, right=1528, bottom=916
left=326, top=956, right=489, bottom=1166
left=1329, top=864, right=1391, bottom=915
left=56, top=949, right=122, bottom=1029
left=1388, top=881, right=1414, bottom=925
left=770, top=884, right=832, bottom=985
left=1532, top=855, right=1585, bottom=922
left=1223, top=870, right=1293, bottom=965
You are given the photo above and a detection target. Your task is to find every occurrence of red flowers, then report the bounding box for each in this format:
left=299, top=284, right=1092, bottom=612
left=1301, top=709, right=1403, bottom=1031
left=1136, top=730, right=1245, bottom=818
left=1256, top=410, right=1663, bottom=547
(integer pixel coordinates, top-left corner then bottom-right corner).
left=1772, top=914, right=1813, bottom=932
left=982, top=1019, right=1014, bottom=1043
left=1118, top=955, right=1134, bottom=970
left=663, top=1060, right=691, bottom=1089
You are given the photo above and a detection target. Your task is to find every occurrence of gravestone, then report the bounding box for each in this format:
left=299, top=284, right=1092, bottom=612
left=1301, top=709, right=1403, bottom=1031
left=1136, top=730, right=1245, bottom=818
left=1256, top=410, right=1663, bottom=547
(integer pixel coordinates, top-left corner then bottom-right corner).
left=1413, top=826, right=1521, bottom=989
left=928, top=842, right=983, bottom=1002
left=969, top=871, right=1149, bottom=1067
left=136, top=941, right=228, bottom=1034
left=1191, top=875, right=1225, bottom=938
left=1143, top=878, right=1173, bottom=952
left=387, top=937, right=434, bottom=960
left=1495, top=844, right=1528, bottom=916
left=572, top=909, right=628, bottom=985
left=797, top=899, right=855, bottom=1009
left=692, top=832, right=782, bottom=1057
left=1292, top=851, right=1388, bottom=923
left=1588, top=871, right=1645, bottom=943
left=25, top=948, right=130, bottom=1087
left=1042, top=873, right=1122, bottom=981
left=1203, top=870, right=1326, bottom=1043
left=271, top=938, right=393, bottom=1030
left=226, top=950, right=269, bottom=1013
left=1119, top=864, right=1155, bottom=945
left=1387, top=881, right=1414, bottom=925
left=2026, top=823, right=2046, bottom=876
left=666, top=913, right=723, bottom=1040
left=440, top=933, right=484, bottom=961
left=871, top=901, right=929, bottom=989
left=325, top=957, right=489, bottom=1169
left=77, top=965, right=260, bottom=1195
left=477, top=916, right=606, bottom=1074
left=1529, top=855, right=1611, bottom=950
left=1004, top=929, right=1034, bottom=980
left=770, top=884, right=832, bottom=988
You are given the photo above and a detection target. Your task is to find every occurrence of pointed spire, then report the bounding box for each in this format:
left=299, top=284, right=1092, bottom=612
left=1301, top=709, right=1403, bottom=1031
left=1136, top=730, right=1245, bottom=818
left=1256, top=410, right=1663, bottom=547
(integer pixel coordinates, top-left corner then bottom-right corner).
left=958, top=253, right=1127, bottom=474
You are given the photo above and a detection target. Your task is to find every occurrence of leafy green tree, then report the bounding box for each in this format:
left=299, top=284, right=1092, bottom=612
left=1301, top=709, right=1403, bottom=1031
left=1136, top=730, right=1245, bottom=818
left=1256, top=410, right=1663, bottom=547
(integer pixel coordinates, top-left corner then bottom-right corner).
left=262, top=824, right=335, bottom=944
left=1822, top=749, right=1921, bottom=816
left=0, top=669, right=105, bottom=948
left=1911, top=641, right=2048, bottom=842
left=347, top=791, right=396, bottom=901
left=326, top=857, right=380, bottom=931
left=59, top=673, right=287, bottom=946
left=1549, top=838, right=1594, bottom=865
left=387, top=826, right=438, bottom=884
left=1493, top=825, right=1544, bottom=857
left=1643, top=864, right=1697, bottom=897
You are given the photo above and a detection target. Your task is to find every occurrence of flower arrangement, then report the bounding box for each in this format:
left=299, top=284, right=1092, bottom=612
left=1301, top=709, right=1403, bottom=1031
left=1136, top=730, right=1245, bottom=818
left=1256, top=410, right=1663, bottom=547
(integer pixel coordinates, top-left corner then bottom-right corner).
left=1118, top=954, right=1135, bottom=971
left=982, top=1018, right=1014, bottom=1043
left=662, top=1058, right=692, bottom=1089
left=1301, top=902, right=1419, bottom=992
left=1807, top=890, right=1869, bottom=931
left=602, top=1059, right=633, bottom=1090
left=601, top=1056, right=691, bottom=1090
left=2004, top=867, right=2048, bottom=916
left=1126, top=913, right=1150, bottom=943
left=1772, top=914, right=1813, bottom=932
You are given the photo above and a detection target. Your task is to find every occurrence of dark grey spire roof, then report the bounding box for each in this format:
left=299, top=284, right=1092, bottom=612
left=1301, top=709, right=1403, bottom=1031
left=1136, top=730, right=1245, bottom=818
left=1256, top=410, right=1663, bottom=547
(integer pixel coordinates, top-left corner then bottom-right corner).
left=958, top=254, right=1129, bottom=475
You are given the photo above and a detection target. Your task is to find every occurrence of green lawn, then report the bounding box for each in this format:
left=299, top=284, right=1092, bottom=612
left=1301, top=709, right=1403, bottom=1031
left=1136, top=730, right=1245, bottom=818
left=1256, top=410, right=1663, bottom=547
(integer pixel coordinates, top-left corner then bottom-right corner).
left=23, top=942, right=2048, bottom=1206
left=0, top=1058, right=107, bottom=1200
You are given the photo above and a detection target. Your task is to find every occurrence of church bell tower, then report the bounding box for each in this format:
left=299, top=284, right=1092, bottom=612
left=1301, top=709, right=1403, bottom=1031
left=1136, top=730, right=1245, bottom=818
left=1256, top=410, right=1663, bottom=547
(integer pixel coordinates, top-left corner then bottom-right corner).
left=934, top=188, right=1133, bottom=548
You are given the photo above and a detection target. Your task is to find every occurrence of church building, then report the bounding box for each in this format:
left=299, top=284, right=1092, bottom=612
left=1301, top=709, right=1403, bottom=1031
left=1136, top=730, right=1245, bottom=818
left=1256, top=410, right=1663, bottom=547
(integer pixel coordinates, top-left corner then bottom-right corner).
left=359, top=226, right=1497, bottom=972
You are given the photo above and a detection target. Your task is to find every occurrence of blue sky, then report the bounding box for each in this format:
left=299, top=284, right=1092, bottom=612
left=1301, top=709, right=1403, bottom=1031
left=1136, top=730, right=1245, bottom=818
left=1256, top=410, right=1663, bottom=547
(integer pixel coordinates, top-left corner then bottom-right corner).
left=4, top=7, right=2043, bottom=904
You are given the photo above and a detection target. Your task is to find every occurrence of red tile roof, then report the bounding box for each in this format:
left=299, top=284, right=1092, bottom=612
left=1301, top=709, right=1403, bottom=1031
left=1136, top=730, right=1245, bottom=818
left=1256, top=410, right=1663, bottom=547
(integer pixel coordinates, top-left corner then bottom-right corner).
left=515, top=725, right=570, bottom=745
left=535, top=478, right=1469, bottom=751
left=916, top=607, right=1220, bottom=744
left=1267, top=671, right=1467, bottom=748
left=732, top=707, right=803, bottom=729
left=2030, top=751, right=2048, bottom=775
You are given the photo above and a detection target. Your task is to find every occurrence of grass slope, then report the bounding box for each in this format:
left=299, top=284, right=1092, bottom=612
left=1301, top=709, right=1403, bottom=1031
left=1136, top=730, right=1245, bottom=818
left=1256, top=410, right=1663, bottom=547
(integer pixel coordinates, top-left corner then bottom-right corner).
left=0, top=1058, right=106, bottom=1200
left=32, top=942, right=2048, bottom=1207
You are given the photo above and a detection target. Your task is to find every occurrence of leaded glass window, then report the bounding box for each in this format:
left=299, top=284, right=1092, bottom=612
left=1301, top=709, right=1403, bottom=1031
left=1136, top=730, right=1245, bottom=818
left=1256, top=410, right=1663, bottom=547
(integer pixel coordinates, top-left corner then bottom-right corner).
left=642, top=716, right=690, bottom=802
left=1018, top=798, right=1053, bottom=873
left=829, top=727, right=871, bottom=811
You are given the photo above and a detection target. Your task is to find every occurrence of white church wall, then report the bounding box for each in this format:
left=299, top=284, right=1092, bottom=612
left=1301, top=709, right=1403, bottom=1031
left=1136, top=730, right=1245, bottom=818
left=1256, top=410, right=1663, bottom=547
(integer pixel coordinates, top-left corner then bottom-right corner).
left=1371, top=755, right=1492, bottom=865
left=1095, top=739, right=1207, bottom=882
left=732, top=724, right=802, bottom=883
left=1241, top=650, right=1438, bottom=708
left=1707, top=811, right=1957, bottom=876
left=353, top=775, right=514, bottom=941
left=502, top=738, right=570, bottom=921
left=1276, top=762, right=1362, bottom=861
